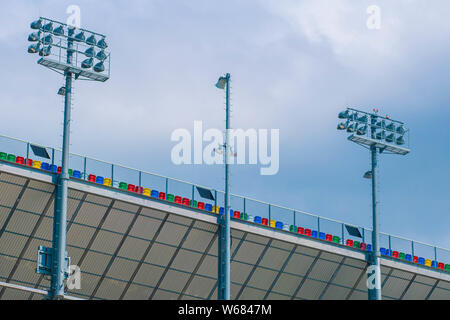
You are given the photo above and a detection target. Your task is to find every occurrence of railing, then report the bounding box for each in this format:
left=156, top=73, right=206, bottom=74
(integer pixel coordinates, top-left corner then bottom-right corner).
left=0, top=133, right=449, bottom=268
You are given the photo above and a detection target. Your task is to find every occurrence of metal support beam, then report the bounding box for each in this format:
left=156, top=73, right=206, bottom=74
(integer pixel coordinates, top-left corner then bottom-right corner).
left=49, top=27, right=74, bottom=300
left=368, top=145, right=382, bottom=300
left=218, top=73, right=231, bottom=300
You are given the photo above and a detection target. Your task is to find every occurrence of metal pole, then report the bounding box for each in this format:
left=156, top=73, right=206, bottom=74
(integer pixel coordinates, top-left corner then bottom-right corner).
left=50, top=27, right=74, bottom=299
left=218, top=73, right=231, bottom=300
left=368, top=145, right=382, bottom=300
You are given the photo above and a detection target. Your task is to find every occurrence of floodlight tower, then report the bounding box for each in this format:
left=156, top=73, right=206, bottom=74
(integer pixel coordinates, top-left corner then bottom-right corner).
left=337, top=107, right=410, bottom=300
left=215, top=73, right=231, bottom=300
left=27, top=17, right=110, bottom=299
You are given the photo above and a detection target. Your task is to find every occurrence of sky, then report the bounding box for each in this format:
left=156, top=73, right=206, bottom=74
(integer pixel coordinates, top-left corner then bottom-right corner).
left=0, top=0, right=449, bottom=254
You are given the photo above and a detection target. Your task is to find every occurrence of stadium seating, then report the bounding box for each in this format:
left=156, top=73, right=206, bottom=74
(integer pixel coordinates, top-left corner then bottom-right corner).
left=311, top=230, right=318, bottom=238
left=127, top=184, right=135, bottom=192
left=270, top=220, right=276, bottom=228
left=174, top=196, right=182, bottom=204
left=158, top=192, right=166, bottom=200
left=0, top=152, right=6, bottom=160
left=425, top=259, right=432, bottom=267
left=204, top=203, right=212, bottom=212
left=304, top=229, right=312, bottom=237
left=16, top=156, right=25, bottom=164
left=289, top=225, right=297, bottom=233
left=219, top=207, right=225, bottom=215
left=325, top=234, right=332, bottom=242
left=392, top=251, right=399, bottom=259
left=254, top=216, right=262, bottom=224
left=405, top=254, right=412, bottom=262
left=182, top=198, right=190, bottom=206
left=198, top=202, right=205, bottom=210
left=261, top=218, right=269, bottom=226
left=275, top=221, right=283, bottom=229
left=167, top=194, right=174, bottom=202
left=151, top=190, right=159, bottom=198
left=319, top=232, right=326, bottom=240
left=88, top=174, right=96, bottom=182
left=418, top=257, right=425, bottom=265
left=73, top=170, right=82, bottom=179
left=346, top=239, right=353, bottom=247
left=96, top=176, right=104, bottom=184
left=333, top=236, right=340, bottom=244
left=7, top=154, right=16, bottom=162
left=233, top=211, right=240, bottom=219
left=41, top=162, right=50, bottom=171
left=399, top=252, right=406, bottom=260
left=297, top=227, right=304, bottom=235
left=240, top=213, right=248, bottom=221
left=32, top=160, right=41, bottom=169
left=104, top=178, right=112, bottom=187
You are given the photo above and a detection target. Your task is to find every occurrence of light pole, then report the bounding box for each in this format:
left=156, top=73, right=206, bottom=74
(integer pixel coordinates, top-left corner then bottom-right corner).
left=27, top=17, right=110, bottom=299
left=215, top=73, right=231, bottom=300
left=337, top=107, right=410, bottom=300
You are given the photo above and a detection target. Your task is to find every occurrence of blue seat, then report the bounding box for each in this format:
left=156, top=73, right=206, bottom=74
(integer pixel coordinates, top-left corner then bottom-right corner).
left=205, top=203, right=212, bottom=211
left=418, top=257, right=425, bottom=265
left=275, top=221, right=283, bottom=229
left=49, top=164, right=58, bottom=173
left=96, top=176, right=104, bottom=184
left=319, top=232, right=326, bottom=240
left=218, top=207, right=225, bottom=215
left=254, top=216, right=262, bottom=224
left=41, top=162, right=50, bottom=171
left=405, top=254, right=412, bottom=262
left=73, top=170, right=82, bottom=179
left=151, top=190, right=159, bottom=198
left=380, top=248, right=387, bottom=255
left=366, top=244, right=372, bottom=252
left=431, top=261, right=438, bottom=268
left=311, top=230, right=318, bottom=238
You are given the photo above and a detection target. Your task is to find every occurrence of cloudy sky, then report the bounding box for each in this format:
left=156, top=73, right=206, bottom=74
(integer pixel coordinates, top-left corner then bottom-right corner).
left=1, top=1, right=449, bottom=256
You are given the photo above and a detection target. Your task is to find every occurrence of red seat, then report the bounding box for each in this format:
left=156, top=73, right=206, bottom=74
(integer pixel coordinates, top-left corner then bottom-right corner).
left=304, top=229, right=312, bottom=237
left=438, top=262, right=445, bottom=270
left=392, top=251, right=399, bottom=258
left=346, top=239, right=353, bottom=247
left=174, top=196, right=182, bottom=204
left=360, top=243, right=367, bottom=250
left=16, top=156, right=25, bottom=165
left=197, top=202, right=205, bottom=210
left=127, top=184, right=136, bottom=192
left=88, top=174, right=96, bottom=182
left=297, top=227, right=304, bottom=235
left=414, top=256, right=418, bottom=263
left=134, top=186, right=143, bottom=194
left=325, top=234, right=332, bottom=242
left=57, top=166, right=62, bottom=174
left=182, top=198, right=190, bottom=206
left=27, top=158, right=33, bottom=166
left=261, top=218, right=269, bottom=226
left=233, top=211, right=240, bottom=219
left=159, top=192, right=166, bottom=200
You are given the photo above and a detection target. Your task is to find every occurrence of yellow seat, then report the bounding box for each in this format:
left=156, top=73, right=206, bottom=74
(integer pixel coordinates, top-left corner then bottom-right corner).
left=32, top=160, right=41, bottom=169
left=270, top=219, right=276, bottom=228
left=143, top=188, right=151, bottom=196
left=103, top=178, right=111, bottom=187
left=425, top=259, right=432, bottom=267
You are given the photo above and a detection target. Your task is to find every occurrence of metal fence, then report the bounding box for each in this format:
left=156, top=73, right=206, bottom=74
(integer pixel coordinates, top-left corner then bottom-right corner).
left=0, top=133, right=449, bottom=267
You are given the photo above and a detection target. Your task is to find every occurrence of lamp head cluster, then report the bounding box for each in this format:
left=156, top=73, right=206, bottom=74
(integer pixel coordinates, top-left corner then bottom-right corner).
left=27, top=17, right=109, bottom=76
left=337, top=108, right=408, bottom=147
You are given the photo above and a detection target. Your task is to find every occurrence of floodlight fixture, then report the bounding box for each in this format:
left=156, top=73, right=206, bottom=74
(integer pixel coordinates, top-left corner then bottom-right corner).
left=216, top=76, right=227, bottom=89
left=30, top=19, right=42, bottom=30
left=81, top=57, right=93, bottom=69
left=28, top=31, right=41, bottom=42
left=53, top=25, right=64, bottom=36
left=42, top=22, right=53, bottom=33
left=93, top=61, right=105, bottom=72
left=97, top=37, right=108, bottom=49
left=96, top=50, right=107, bottom=61
left=57, top=86, right=66, bottom=96
left=86, top=34, right=97, bottom=46
left=84, top=46, right=96, bottom=58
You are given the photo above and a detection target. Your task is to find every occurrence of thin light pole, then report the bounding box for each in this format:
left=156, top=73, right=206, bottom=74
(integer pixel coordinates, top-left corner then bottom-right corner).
left=50, top=27, right=74, bottom=299
left=369, top=144, right=381, bottom=300
left=217, top=73, right=231, bottom=300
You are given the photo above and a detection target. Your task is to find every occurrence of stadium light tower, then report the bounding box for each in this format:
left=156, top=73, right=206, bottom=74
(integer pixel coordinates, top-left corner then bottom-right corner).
left=337, top=107, right=410, bottom=300
left=215, top=73, right=231, bottom=300
left=27, top=17, right=110, bottom=299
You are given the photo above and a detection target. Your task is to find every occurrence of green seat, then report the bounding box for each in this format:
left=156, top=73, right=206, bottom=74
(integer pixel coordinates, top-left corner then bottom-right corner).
left=119, top=182, right=127, bottom=190
left=68, top=169, right=73, bottom=177
left=289, top=225, right=297, bottom=233
left=399, top=252, right=406, bottom=260
left=353, top=241, right=360, bottom=249
left=7, top=154, right=16, bottom=162
left=167, top=194, right=175, bottom=202
left=240, top=213, right=248, bottom=221
left=0, top=152, right=7, bottom=160
left=332, top=236, right=340, bottom=244
left=189, top=200, right=197, bottom=208
left=445, top=264, right=450, bottom=272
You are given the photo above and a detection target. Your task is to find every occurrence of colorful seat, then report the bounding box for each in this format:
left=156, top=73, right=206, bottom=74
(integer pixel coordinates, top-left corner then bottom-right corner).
left=438, top=262, right=444, bottom=270
left=233, top=211, right=240, bottom=219
left=414, top=256, right=418, bottom=263
left=311, top=230, right=318, bottom=238
left=325, top=234, right=332, bottom=242
left=319, top=232, right=326, bottom=240
left=380, top=248, right=387, bottom=255
left=275, top=221, right=283, bottom=229
left=304, top=229, right=312, bottom=237
left=360, top=243, right=367, bottom=250
left=174, top=196, right=182, bottom=204
left=26, top=159, right=33, bottom=166
left=49, top=165, right=58, bottom=173
left=96, top=176, right=104, bottom=184
left=182, top=198, right=190, bottom=206
left=7, top=154, right=16, bottom=162
left=418, top=257, right=425, bottom=265
left=57, top=166, right=62, bottom=174
left=142, top=188, right=151, bottom=196
left=270, top=220, right=276, bottom=228
left=261, top=218, right=269, bottom=226
left=353, top=241, right=360, bottom=249
left=88, top=174, right=96, bottom=182
left=346, top=239, right=353, bottom=247
left=15, top=156, right=25, bottom=165
left=444, top=264, right=450, bottom=272
left=219, top=207, right=225, bottom=215
left=431, top=261, right=438, bottom=268
left=167, top=194, right=175, bottom=202
left=32, top=160, right=41, bottom=169
left=240, top=213, right=248, bottom=221
left=0, top=152, right=7, bottom=160
left=41, top=162, right=50, bottom=171
left=119, top=182, right=127, bottom=190
left=198, top=202, right=205, bottom=210
left=297, top=227, right=305, bottom=235
left=254, top=216, right=262, bottom=224
left=332, top=236, right=340, bottom=244
left=73, top=170, right=82, bottom=179
left=205, top=203, right=212, bottom=211
left=366, top=244, right=372, bottom=251
left=405, top=254, right=412, bottom=262
left=159, top=192, right=166, bottom=200
left=68, top=169, right=73, bottom=177
left=103, top=178, right=112, bottom=187
left=127, top=184, right=135, bottom=192
left=424, top=259, right=431, bottom=267
left=189, top=200, right=198, bottom=207
left=392, top=251, right=399, bottom=259
left=399, top=252, right=406, bottom=260
left=289, top=225, right=297, bottom=233
left=151, top=190, right=160, bottom=198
